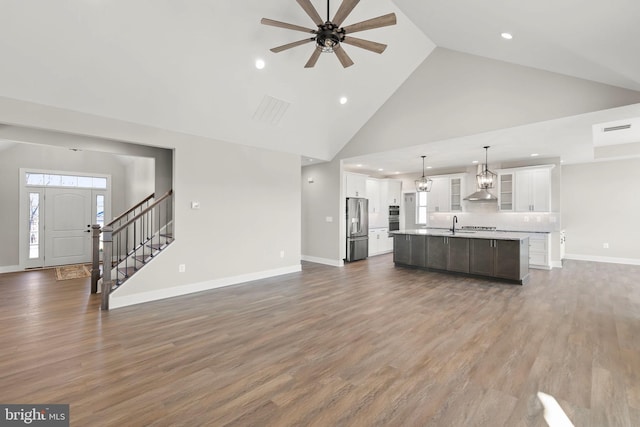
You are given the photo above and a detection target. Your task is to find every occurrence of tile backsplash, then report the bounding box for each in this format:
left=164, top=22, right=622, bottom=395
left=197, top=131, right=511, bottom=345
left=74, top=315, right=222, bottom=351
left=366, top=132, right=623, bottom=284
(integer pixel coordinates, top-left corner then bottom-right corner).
left=427, top=209, right=560, bottom=232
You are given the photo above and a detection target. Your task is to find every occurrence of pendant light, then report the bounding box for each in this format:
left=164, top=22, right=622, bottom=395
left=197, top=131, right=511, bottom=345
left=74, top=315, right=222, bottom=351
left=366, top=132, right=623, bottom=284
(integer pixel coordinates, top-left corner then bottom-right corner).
left=415, top=155, right=433, bottom=192
left=476, top=146, right=497, bottom=189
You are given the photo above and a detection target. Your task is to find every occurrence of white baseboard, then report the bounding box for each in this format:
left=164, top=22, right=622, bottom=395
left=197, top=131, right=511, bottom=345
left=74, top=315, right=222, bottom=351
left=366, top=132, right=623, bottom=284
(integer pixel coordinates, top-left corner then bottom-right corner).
left=551, top=261, right=563, bottom=269
left=301, top=255, right=344, bottom=267
left=0, top=265, right=21, bottom=274
left=564, top=254, right=640, bottom=266
left=109, top=264, right=302, bottom=309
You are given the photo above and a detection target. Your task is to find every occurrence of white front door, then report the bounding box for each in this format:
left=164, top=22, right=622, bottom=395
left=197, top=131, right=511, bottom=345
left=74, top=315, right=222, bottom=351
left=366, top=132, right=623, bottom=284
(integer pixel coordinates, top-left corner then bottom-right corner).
left=43, top=188, right=92, bottom=267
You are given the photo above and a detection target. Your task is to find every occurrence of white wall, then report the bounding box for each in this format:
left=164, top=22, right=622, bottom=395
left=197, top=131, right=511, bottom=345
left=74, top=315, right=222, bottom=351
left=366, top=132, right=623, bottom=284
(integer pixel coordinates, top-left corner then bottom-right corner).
left=337, top=48, right=640, bottom=160
left=123, top=156, right=155, bottom=207
left=562, top=158, right=640, bottom=264
left=111, top=140, right=301, bottom=307
left=302, top=48, right=640, bottom=265
left=301, top=161, right=342, bottom=266
left=0, top=143, right=128, bottom=268
left=0, top=97, right=301, bottom=308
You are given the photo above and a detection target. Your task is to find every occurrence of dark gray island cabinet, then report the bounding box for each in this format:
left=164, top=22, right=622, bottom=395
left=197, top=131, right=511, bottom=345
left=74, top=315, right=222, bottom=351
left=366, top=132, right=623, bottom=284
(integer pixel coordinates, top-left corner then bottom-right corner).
left=393, top=231, right=529, bottom=284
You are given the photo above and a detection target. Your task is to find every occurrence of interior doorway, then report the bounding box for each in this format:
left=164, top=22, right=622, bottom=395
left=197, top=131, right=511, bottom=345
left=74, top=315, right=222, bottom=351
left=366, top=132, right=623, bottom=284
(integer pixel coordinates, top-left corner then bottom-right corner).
left=21, top=170, right=111, bottom=269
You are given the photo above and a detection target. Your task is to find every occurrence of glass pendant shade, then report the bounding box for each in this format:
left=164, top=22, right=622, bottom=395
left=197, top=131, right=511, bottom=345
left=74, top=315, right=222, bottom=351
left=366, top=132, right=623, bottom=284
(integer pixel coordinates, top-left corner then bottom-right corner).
left=415, top=155, right=432, bottom=192
left=476, top=146, right=497, bottom=189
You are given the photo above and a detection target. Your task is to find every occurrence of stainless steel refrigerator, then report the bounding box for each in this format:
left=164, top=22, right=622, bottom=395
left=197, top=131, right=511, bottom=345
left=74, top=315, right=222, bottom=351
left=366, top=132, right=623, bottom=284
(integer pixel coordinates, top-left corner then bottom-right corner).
left=345, top=197, right=369, bottom=262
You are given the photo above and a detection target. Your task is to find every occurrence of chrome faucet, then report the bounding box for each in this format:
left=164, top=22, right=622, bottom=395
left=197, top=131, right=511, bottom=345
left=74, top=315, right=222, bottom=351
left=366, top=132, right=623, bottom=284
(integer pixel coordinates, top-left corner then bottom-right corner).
left=450, top=215, right=458, bottom=234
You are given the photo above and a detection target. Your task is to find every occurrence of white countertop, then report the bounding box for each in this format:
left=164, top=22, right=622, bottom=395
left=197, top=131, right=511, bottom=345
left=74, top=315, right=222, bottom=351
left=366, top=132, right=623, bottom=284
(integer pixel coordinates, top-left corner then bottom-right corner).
left=392, top=229, right=530, bottom=241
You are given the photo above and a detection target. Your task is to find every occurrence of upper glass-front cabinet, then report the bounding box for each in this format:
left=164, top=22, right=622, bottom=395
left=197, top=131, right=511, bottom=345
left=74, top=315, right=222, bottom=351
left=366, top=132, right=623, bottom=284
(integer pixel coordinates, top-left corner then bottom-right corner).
left=498, top=173, right=514, bottom=211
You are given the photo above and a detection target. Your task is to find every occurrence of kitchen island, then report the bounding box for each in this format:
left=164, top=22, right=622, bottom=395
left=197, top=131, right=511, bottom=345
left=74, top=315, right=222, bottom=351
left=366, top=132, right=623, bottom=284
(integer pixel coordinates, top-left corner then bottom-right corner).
left=393, top=229, right=529, bottom=284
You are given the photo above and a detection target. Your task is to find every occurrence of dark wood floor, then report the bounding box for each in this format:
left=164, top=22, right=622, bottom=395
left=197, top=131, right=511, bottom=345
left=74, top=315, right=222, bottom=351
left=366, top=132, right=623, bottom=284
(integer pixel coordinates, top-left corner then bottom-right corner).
left=1, top=256, right=639, bottom=426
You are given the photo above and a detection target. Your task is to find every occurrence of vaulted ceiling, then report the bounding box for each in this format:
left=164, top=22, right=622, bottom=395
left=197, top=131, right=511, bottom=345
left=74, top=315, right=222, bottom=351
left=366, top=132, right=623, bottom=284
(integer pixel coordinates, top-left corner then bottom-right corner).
left=1, top=0, right=639, bottom=168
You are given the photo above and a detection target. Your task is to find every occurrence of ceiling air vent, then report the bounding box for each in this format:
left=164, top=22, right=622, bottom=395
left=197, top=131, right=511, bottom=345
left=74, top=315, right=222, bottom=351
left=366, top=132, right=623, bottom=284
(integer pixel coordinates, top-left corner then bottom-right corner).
left=252, top=95, right=291, bottom=126
left=603, top=124, right=631, bottom=132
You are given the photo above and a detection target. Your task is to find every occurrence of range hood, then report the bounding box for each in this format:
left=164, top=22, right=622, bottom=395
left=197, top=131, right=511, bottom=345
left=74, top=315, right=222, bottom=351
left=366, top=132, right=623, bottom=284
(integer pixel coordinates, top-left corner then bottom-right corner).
left=464, top=188, right=497, bottom=202
left=464, top=158, right=498, bottom=202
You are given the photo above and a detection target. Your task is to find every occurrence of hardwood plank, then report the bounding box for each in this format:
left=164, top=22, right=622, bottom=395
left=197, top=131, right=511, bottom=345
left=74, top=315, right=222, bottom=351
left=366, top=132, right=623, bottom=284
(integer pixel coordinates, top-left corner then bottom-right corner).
left=1, top=257, right=640, bottom=425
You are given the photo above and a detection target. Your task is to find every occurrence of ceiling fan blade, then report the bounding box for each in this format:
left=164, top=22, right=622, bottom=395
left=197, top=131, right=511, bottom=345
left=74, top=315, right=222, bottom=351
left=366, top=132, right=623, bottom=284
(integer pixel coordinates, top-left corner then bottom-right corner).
left=261, top=18, right=316, bottom=34
left=296, top=0, right=324, bottom=26
left=342, top=36, right=387, bottom=54
left=304, top=47, right=323, bottom=68
left=332, top=0, right=360, bottom=27
left=342, top=13, right=397, bottom=34
left=333, top=45, right=354, bottom=68
left=270, top=38, right=316, bottom=53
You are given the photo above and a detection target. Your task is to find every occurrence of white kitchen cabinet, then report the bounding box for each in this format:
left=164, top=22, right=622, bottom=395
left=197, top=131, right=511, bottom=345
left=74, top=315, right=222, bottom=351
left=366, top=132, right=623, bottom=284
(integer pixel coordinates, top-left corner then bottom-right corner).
left=498, top=172, right=514, bottom=211
left=528, top=233, right=551, bottom=269
left=366, top=179, right=381, bottom=214
left=425, top=174, right=465, bottom=213
left=450, top=176, right=464, bottom=212
left=382, top=179, right=402, bottom=206
left=369, top=228, right=392, bottom=256
left=345, top=172, right=367, bottom=198
left=515, top=168, right=551, bottom=212
left=427, top=177, right=451, bottom=213
left=497, top=165, right=553, bottom=212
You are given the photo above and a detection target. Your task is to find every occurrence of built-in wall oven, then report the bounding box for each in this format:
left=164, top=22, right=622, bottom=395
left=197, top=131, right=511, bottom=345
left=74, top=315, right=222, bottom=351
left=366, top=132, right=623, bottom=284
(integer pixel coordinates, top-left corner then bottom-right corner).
left=388, top=205, right=400, bottom=232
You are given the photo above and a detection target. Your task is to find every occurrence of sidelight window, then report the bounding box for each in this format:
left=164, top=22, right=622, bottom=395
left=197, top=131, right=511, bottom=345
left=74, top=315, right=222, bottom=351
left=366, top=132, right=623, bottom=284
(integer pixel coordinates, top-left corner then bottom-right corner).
left=28, top=193, right=40, bottom=259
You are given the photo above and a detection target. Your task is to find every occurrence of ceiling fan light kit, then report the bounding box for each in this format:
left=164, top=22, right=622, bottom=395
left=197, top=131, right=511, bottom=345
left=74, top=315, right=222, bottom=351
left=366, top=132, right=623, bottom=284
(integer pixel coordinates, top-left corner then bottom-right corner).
left=261, top=0, right=397, bottom=68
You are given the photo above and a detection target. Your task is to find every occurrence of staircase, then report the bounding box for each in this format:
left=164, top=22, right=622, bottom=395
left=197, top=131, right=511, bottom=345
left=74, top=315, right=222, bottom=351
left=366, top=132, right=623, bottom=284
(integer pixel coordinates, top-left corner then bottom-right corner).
left=90, top=190, right=174, bottom=310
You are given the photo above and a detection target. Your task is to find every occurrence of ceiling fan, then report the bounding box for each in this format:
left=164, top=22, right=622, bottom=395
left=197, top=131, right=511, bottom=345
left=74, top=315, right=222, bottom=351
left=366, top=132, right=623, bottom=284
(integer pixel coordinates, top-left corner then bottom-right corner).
left=261, top=0, right=397, bottom=68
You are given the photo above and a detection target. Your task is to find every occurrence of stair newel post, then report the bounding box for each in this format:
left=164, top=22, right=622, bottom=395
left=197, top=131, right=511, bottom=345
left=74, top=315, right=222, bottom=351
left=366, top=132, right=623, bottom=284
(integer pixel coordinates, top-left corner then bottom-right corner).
left=101, top=226, right=113, bottom=311
left=90, top=224, right=101, bottom=294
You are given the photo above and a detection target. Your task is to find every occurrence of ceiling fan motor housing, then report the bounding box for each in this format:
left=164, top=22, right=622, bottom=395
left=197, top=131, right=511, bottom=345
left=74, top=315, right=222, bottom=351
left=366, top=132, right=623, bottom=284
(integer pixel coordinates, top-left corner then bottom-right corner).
left=316, top=22, right=345, bottom=49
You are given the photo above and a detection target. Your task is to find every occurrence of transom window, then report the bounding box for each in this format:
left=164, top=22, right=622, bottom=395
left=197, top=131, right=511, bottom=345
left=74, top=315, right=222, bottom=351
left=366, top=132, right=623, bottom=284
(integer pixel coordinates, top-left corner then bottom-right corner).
left=25, top=173, right=107, bottom=189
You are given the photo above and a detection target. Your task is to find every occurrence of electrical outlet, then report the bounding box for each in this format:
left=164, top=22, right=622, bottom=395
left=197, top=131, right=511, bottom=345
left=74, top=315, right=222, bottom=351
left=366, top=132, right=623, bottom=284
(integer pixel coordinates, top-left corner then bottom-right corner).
left=603, top=243, right=609, bottom=249
left=280, top=250, right=285, bottom=258
left=536, top=216, right=541, bottom=222
left=325, top=216, right=333, bottom=223
left=524, top=216, right=530, bottom=222
left=178, top=264, right=186, bottom=272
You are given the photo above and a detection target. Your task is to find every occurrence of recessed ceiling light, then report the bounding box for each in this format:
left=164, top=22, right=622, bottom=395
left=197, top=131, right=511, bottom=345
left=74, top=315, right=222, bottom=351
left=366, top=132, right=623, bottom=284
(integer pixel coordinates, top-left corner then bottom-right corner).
left=501, top=32, right=513, bottom=40
left=356, top=164, right=363, bottom=167
left=395, top=172, right=400, bottom=175
left=531, top=153, right=539, bottom=157
left=339, top=96, right=348, bottom=105
left=426, top=166, right=433, bottom=169
left=307, top=158, right=313, bottom=162
left=255, top=59, right=265, bottom=69
left=377, top=168, right=384, bottom=171
left=472, top=160, right=479, bottom=164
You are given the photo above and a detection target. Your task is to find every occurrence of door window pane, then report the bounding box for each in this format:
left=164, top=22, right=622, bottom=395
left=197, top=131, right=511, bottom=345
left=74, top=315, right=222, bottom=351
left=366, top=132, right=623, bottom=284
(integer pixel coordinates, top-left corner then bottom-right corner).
left=28, top=193, right=40, bottom=259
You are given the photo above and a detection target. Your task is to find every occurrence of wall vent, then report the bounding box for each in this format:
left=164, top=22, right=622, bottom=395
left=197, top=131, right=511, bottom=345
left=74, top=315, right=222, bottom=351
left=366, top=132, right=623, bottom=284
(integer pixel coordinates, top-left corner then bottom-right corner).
left=253, top=95, right=291, bottom=126
left=603, top=124, right=631, bottom=132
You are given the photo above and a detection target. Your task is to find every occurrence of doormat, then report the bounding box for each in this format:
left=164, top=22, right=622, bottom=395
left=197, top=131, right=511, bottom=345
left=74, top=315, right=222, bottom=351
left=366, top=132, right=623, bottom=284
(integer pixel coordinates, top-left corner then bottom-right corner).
left=55, top=264, right=91, bottom=281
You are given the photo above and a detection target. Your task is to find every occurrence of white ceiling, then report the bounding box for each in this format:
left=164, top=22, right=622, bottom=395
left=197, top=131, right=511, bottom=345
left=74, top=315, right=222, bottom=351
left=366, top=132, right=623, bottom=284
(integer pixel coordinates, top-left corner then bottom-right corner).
left=0, top=0, right=432, bottom=161
left=1, top=1, right=639, bottom=170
